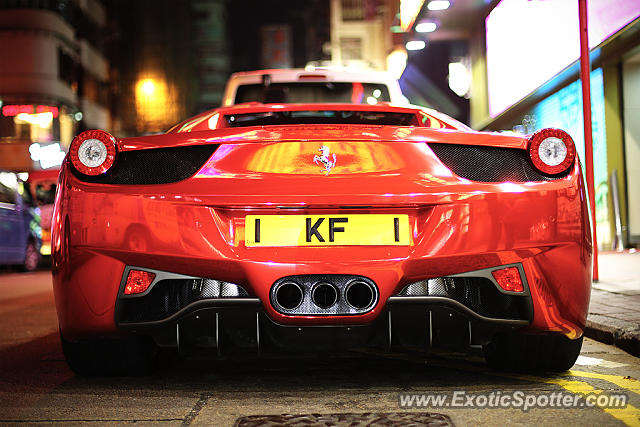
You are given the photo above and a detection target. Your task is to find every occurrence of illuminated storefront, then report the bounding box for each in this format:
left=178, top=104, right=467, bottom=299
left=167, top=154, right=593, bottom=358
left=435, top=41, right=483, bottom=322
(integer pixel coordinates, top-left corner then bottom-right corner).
left=0, top=1, right=112, bottom=172
left=470, top=0, right=640, bottom=248
left=0, top=103, right=77, bottom=171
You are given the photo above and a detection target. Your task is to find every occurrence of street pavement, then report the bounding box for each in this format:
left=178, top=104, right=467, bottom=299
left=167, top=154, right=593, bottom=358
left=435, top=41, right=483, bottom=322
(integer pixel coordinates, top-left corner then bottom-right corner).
left=0, top=266, right=639, bottom=426
left=588, top=251, right=640, bottom=357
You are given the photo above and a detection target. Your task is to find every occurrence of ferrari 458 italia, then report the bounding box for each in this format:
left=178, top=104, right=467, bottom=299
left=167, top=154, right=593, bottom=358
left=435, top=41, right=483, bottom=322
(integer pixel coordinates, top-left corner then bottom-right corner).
left=51, top=103, right=591, bottom=375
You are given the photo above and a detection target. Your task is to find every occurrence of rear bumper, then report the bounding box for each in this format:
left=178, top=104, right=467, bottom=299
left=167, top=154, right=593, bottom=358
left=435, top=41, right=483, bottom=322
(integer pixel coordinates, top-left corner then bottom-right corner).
left=52, top=162, right=592, bottom=342
left=117, top=297, right=528, bottom=354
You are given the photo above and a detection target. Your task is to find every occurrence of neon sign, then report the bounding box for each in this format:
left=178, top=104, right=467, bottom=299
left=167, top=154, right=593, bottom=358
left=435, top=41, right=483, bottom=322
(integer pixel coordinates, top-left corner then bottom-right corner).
left=2, top=105, right=59, bottom=118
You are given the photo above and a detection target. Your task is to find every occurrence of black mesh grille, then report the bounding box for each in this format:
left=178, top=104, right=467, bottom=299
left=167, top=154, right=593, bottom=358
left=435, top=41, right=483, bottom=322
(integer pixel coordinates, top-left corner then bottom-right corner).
left=71, top=145, right=218, bottom=185
left=398, top=277, right=529, bottom=320
left=117, top=278, right=249, bottom=323
left=428, top=143, right=566, bottom=182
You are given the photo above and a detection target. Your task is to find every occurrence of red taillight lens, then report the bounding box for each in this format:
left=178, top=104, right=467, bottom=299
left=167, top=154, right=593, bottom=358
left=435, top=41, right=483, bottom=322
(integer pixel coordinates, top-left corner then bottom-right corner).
left=491, top=267, right=524, bottom=293
left=70, top=130, right=117, bottom=175
left=124, top=269, right=156, bottom=295
left=527, top=128, right=576, bottom=175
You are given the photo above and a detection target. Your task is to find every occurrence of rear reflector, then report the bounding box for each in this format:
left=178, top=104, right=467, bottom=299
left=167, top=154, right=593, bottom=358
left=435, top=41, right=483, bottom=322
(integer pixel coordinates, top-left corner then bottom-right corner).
left=491, top=267, right=524, bottom=293
left=124, top=270, right=156, bottom=295
left=298, top=74, right=327, bottom=80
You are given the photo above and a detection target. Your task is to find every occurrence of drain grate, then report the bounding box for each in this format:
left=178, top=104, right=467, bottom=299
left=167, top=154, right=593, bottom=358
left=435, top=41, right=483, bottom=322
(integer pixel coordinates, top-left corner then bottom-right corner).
left=234, top=412, right=454, bottom=426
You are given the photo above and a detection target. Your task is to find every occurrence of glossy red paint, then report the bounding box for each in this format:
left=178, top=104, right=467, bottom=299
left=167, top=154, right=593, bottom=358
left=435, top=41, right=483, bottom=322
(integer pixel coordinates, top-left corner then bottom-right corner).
left=51, top=104, right=591, bottom=342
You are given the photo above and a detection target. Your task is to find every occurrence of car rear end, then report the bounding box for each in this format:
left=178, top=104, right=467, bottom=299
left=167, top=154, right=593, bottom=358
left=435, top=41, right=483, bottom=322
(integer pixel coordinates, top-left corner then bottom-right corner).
left=52, top=104, right=590, bottom=374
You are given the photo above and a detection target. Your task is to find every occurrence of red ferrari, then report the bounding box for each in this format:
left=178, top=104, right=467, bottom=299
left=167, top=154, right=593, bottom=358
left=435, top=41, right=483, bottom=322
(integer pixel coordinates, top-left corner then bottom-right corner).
left=51, top=103, right=591, bottom=375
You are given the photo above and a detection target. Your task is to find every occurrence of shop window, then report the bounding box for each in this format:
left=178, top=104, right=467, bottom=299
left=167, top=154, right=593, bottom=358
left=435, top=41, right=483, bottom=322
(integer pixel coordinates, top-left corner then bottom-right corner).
left=341, top=0, right=365, bottom=21
left=82, top=73, right=98, bottom=102
left=58, top=48, right=78, bottom=88
left=340, top=37, right=362, bottom=60
left=0, top=116, right=14, bottom=138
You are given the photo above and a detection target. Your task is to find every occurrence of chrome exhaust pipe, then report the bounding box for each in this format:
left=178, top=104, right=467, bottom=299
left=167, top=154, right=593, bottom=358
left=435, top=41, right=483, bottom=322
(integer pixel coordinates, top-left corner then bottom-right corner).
left=274, top=281, right=304, bottom=310
left=311, top=282, right=338, bottom=308
left=345, top=280, right=375, bottom=309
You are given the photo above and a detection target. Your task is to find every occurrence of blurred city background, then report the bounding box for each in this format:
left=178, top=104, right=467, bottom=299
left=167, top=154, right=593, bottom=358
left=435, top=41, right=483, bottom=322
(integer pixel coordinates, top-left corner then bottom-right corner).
left=1, top=0, right=639, bottom=254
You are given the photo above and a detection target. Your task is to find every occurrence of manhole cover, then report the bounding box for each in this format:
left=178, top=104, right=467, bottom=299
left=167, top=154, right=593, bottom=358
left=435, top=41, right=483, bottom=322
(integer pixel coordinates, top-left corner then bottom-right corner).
left=234, top=412, right=454, bottom=426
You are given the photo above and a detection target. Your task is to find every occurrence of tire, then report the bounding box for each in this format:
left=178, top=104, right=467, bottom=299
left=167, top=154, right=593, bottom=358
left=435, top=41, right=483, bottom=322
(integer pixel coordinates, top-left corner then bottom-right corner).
left=60, top=330, right=157, bottom=376
left=483, top=333, right=583, bottom=372
left=22, top=241, right=40, bottom=272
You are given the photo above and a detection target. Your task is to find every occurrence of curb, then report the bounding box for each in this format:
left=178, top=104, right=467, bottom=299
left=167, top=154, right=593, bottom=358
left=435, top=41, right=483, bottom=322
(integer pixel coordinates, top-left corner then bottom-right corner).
left=585, top=314, right=640, bottom=358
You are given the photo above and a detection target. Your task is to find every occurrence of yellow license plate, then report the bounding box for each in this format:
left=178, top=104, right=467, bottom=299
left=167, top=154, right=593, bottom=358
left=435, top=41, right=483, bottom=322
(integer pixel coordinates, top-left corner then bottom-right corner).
left=245, top=214, right=410, bottom=247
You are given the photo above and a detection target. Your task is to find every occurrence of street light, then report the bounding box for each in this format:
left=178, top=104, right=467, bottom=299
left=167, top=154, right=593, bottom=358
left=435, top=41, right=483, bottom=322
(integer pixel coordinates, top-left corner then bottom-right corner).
left=416, top=20, right=438, bottom=33
left=140, top=79, right=156, bottom=96
left=427, top=0, right=451, bottom=11
left=406, top=40, right=426, bottom=50
left=135, top=76, right=177, bottom=131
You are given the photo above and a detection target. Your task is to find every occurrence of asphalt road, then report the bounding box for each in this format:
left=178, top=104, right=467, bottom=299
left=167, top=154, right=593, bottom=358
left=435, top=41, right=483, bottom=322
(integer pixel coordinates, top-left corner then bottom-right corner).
left=1, top=270, right=639, bottom=426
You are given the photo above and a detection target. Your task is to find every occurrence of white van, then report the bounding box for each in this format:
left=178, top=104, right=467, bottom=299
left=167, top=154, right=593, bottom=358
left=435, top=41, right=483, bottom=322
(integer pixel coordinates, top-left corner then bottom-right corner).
left=221, top=68, right=409, bottom=106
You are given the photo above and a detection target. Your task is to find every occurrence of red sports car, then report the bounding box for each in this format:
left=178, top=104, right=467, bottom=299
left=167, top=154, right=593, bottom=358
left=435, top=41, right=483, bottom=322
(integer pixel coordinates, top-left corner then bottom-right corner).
left=51, top=103, right=591, bottom=375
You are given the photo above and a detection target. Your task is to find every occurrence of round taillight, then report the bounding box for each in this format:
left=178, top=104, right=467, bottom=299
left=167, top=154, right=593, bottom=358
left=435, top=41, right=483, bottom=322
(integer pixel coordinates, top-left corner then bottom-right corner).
left=527, top=128, right=576, bottom=175
left=70, top=130, right=117, bottom=175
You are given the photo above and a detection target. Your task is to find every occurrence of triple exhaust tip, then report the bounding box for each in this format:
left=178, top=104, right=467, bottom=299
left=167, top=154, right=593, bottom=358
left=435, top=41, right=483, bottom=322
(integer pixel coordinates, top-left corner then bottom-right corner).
left=274, top=280, right=375, bottom=311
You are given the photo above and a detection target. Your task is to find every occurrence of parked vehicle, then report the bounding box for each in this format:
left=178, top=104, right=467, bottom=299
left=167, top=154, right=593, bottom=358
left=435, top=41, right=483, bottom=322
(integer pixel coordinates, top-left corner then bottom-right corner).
left=0, top=170, right=42, bottom=271
left=222, top=68, right=409, bottom=106
left=54, top=103, right=589, bottom=375
left=26, top=168, right=60, bottom=257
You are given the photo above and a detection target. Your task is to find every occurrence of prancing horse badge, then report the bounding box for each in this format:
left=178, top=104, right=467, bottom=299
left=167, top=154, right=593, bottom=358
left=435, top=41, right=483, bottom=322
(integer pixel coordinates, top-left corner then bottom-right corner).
left=313, top=145, right=337, bottom=175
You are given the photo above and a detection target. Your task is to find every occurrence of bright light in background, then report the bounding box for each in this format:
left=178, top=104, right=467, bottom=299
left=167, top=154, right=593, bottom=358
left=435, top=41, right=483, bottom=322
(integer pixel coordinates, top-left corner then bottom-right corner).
left=29, top=143, right=66, bottom=169
left=406, top=40, right=426, bottom=51
left=15, top=112, right=53, bottom=128
left=140, top=79, right=156, bottom=96
left=427, top=0, right=451, bottom=11
left=400, top=0, right=426, bottom=31
left=486, top=0, right=576, bottom=117
left=486, top=0, right=640, bottom=117
left=135, top=74, right=179, bottom=131
left=386, top=48, right=408, bottom=79
left=448, top=61, right=471, bottom=97
left=416, top=21, right=438, bottom=33
left=366, top=96, right=378, bottom=105
left=0, top=172, right=18, bottom=190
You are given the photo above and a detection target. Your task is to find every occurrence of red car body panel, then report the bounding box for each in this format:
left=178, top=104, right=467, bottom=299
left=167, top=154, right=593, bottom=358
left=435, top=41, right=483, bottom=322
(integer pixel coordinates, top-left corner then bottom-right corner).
left=51, top=104, right=591, bottom=343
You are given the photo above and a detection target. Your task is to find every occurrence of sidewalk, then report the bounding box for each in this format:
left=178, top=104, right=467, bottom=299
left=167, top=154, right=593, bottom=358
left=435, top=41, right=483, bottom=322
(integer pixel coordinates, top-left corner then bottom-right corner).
left=585, top=250, right=640, bottom=357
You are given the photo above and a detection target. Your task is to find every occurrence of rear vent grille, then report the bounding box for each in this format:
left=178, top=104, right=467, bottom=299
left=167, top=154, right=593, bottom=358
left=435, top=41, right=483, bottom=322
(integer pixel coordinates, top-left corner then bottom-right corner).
left=398, top=277, right=529, bottom=320
left=428, top=143, right=565, bottom=182
left=71, top=145, right=218, bottom=185
left=117, top=278, right=250, bottom=323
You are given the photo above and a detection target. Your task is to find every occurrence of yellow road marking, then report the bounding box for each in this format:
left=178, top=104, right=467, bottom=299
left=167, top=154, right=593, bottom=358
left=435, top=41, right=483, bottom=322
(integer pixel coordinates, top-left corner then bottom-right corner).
left=534, top=375, right=640, bottom=427
left=566, top=370, right=640, bottom=396
left=465, top=366, right=640, bottom=426
left=362, top=350, right=640, bottom=426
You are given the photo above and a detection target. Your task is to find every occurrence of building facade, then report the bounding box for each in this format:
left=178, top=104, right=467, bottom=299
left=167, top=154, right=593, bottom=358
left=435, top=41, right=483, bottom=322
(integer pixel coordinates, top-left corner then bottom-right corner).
left=467, top=0, right=640, bottom=249
left=0, top=0, right=112, bottom=172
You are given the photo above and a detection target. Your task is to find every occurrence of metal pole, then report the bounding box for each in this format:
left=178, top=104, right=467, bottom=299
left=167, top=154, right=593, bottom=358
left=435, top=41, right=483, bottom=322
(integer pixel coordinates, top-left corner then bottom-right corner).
left=579, top=0, right=598, bottom=280
left=610, top=169, right=624, bottom=251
